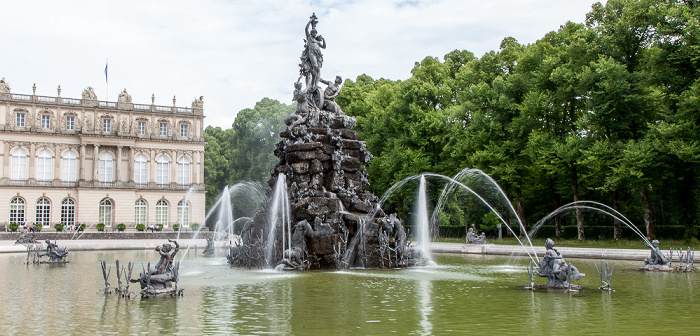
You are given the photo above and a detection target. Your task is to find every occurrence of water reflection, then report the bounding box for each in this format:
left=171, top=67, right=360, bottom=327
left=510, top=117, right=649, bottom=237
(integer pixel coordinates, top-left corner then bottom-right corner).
left=418, top=279, right=433, bottom=335
left=0, top=251, right=698, bottom=334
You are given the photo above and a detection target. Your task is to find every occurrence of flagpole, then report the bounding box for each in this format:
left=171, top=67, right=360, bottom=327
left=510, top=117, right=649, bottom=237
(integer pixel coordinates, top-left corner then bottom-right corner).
left=105, top=58, right=109, bottom=101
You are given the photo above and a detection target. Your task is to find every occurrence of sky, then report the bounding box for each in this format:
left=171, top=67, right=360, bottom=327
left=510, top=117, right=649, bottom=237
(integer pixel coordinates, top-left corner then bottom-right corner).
left=0, top=0, right=605, bottom=128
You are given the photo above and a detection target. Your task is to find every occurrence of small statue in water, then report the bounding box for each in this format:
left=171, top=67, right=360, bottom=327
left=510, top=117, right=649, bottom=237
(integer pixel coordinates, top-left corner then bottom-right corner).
left=644, top=239, right=667, bottom=266
left=203, top=236, right=215, bottom=255
left=130, top=239, right=183, bottom=296
left=640, top=239, right=675, bottom=271
left=534, top=238, right=584, bottom=288
left=40, top=239, right=69, bottom=263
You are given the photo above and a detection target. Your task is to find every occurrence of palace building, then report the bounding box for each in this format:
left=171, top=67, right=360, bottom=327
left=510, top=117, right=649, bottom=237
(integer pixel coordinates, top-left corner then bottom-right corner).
left=0, top=78, right=206, bottom=230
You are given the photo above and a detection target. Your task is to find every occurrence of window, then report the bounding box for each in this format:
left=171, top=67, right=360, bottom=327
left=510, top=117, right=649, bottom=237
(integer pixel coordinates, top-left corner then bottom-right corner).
left=177, top=200, right=190, bottom=227
left=36, top=197, right=51, bottom=227
left=60, top=198, right=75, bottom=227
left=156, top=155, right=169, bottom=185
left=99, top=152, right=113, bottom=183
left=16, top=112, right=25, bottom=127
left=41, top=115, right=51, bottom=129
left=11, top=148, right=28, bottom=180
left=180, top=124, right=189, bottom=137
left=138, top=121, right=146, bottom=135
left=135, top=199, right=147, bottom=226
left=36, top=149, right=53, bottom=181
left=66, top=116, right=75, bottom=130
left=178, top=156, right=190, bottom=185
left=10, top=197, right=25, bottom=224
left=62, top=150, right=78, bottom=182
left=134, top=154, right=148, bottom=184
left=159, top=122, right=168, bottom=136
left=99, top=199, right=113, bottom=227
left=156, top=200, right=168, bottom=227
left=102, top=119, right=112, bottom=133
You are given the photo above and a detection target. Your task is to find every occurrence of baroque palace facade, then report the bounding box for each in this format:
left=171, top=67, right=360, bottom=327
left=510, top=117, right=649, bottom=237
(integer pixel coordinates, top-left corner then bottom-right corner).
left=0, top=78, right=205, bottom=229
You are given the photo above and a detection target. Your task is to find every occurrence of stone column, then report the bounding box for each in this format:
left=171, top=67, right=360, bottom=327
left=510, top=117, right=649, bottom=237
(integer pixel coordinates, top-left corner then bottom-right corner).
left=79, top=144, right=86, bottom=181
left=53, top=143, right=61, bottom=183
left=93, top=144, right=100, bottom=182
left=149, top=149, right=156, bottom=185
left=28, top=143, right=36, bottom=182
left=2, top=141, right=9, bottom=180
left=116, top=145, right=123, bottom=183
left=171, top=149, right=177, bottom=186
left=199, top=150, right=204, bottom=185
left=128, top=146, right=135, bottom=183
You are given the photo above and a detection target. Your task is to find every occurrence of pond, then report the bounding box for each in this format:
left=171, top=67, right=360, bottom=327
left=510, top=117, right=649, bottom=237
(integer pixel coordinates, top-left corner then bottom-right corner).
left=0, top=249, right=697, bottom=334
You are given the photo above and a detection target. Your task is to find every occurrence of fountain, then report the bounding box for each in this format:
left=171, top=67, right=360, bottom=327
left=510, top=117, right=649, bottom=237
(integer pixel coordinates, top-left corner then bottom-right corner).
left=129, top=239, right=184, bottom=297
left=39, top=239, right=69, bottom=263
left=531, top=238, right=585, bottom=289
left=228, top=13, right=415, bottom=270
left=202, top=236, right=215, bottom=256
left=376, top=172, right=539, bottom=265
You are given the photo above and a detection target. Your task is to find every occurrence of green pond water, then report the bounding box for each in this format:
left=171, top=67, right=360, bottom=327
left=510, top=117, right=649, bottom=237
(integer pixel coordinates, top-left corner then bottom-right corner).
left=0, top=249, right=697, bottom=335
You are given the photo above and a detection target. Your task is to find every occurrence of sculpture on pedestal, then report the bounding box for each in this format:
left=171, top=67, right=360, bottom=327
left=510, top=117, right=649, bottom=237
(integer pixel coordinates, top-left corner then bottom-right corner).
left=465, top=227, right=489, bottom=244
left=533, top=238, right=584, bottom=289
left=0, top=77, right=11, bottom=93
left=40, top=239, right=69, bottom=263
left=130, top=239, right=183, bottom=297
left=228, top=13, right=416, bottom=270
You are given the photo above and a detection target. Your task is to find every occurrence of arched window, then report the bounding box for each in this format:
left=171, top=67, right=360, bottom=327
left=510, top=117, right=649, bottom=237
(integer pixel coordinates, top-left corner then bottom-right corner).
left=177, top=156, right=190, bottom=185
left=9, top=197, right=25, bottom=224
left=36, top=197, right=51, bottom=227
left=135, top=199, right=147, bottom=226
left=134, top=154, right=148, bottom=184
left=99, top=198, right=113, bottom=227
left=156, top=155, right=169, bottom=185
left=36, top=149, right=53, bottom=181
left=156, top=200, right=168, bottom=227
left=62, top=150, right=78, bottom=182
left=177, top=200, right=190, bottom=227
left=60, top=198, right=75, bottom=226
left=99, top=152, right=113, bottom=183
left=11, top=148, right=28, bottom=180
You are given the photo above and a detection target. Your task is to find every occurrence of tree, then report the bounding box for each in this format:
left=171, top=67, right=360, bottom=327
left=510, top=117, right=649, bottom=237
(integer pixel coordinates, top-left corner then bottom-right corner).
left=226, top=98, right=294, bottom=187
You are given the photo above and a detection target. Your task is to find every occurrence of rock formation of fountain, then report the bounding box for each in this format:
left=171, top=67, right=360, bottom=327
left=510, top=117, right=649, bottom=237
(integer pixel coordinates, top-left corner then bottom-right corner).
left=228, top=13, right=417, bottom=270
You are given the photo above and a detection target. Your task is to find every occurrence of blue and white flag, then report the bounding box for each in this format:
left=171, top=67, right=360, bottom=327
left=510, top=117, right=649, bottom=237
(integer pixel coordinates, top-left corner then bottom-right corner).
left=104, top=61, right=108, bottom=83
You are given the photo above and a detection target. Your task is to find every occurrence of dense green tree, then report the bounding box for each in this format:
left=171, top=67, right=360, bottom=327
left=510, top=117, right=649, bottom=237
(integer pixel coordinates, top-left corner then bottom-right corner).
left=201, top=0, right=700, bottom=241
left=227, top=98, right=294, bottom=186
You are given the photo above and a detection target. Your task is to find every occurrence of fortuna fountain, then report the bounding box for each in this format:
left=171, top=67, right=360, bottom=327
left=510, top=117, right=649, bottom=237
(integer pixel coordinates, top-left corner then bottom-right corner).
left=227, top=13, right=424, bottom=270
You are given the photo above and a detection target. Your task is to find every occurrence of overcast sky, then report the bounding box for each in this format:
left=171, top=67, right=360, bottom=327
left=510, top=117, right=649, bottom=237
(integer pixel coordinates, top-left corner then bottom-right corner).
left=0, top=0, right=604, bottom=128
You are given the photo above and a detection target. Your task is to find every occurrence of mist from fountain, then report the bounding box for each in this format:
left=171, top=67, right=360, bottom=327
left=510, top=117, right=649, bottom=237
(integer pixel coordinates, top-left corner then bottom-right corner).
left=176, top=185, right=198, bottom=241
left=528, top=201, right=661, bottom=261
left=372, top=172, right=539, bottom=265
left=266, top=173, right=291, bottom=267
left=431, top=168, right=536, bottom=253
left=179, top=181, right=264, bottom=262
left=415, top=175, right=432, bottom=263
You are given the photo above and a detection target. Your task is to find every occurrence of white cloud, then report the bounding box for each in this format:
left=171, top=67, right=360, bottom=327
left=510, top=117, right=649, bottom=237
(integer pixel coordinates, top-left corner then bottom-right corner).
left=0, top=0, right=604, bottom=128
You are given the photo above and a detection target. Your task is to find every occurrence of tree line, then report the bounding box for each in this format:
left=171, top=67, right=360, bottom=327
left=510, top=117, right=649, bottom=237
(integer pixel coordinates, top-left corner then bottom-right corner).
left=205, top=0, right=700, bottom=241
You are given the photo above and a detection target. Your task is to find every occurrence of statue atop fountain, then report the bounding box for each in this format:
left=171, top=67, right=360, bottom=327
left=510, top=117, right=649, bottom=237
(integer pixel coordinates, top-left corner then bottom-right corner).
left=130, top=239, right=183, bottom=297
left=533, top=238, right=584, bottom=289
left=228, top=14, right=416, bottom=270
